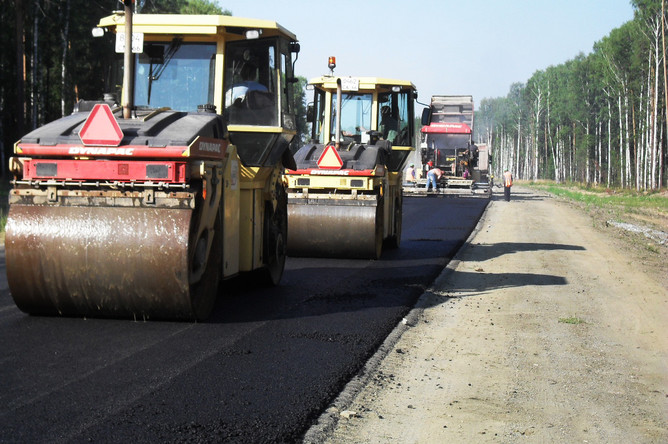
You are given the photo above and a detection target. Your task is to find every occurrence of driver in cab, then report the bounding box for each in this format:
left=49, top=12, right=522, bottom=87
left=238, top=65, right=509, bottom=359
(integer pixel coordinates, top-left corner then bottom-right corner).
left=225, top=63, right=268, bottom=107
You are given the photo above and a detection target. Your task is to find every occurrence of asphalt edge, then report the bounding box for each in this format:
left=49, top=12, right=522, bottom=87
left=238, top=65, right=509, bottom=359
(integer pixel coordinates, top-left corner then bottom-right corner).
left=301, top=196, right=495, bottom=444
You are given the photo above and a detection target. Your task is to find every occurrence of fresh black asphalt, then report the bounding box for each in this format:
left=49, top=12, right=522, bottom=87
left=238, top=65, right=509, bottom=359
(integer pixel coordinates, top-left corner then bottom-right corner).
left=0, top=195, right=488, bottom=443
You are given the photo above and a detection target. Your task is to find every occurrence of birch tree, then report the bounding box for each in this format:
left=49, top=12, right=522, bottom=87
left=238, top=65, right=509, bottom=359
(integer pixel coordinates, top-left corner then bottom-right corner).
left=634, top=0, right=664, bottom=189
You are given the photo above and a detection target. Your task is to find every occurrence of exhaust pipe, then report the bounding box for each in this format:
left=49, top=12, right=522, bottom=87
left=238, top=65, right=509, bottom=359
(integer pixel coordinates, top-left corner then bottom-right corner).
left=122, top=0, right=134, bottom=119
left=335, top=78, right=342, bottom=149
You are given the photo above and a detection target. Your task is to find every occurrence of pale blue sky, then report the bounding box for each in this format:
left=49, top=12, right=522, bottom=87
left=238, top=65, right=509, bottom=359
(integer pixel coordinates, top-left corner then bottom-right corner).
left=219, top=0, right=634, bottom=106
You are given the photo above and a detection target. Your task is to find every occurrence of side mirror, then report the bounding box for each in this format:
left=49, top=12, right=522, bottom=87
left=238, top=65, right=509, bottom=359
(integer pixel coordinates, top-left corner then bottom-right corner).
left=306, top=104, right=314, bottom=123
left=421, top=107, right=430, bottom=126
left=145, top=45, right=165, bottom=64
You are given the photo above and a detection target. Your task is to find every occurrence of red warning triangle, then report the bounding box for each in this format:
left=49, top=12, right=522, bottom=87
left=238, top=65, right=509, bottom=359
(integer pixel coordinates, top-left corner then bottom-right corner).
left=317, top=144, right=343, bottom=169
left=79, top=104, right=124, bottom=146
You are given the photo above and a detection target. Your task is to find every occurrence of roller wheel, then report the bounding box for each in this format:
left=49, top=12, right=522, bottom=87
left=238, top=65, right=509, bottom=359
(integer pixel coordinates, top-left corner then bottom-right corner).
left=262, top=182, right=288, bottom=286
left=5, top=204, right=223, bottom=321
left=188, top=210, right=223, bottom=321
left=373, top=197, right=384, bottom=259
left=386, top=196, right=402, bottom=249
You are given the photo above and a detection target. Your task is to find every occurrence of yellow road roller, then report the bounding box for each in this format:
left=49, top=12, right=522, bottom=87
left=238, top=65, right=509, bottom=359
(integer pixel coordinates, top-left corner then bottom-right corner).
left=285, top=61, right=417, bottom=258
left=5, top=8, right=300, bottom=320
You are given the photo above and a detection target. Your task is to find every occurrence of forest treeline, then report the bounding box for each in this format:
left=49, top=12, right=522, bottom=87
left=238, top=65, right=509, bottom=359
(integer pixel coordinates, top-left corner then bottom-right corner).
left=475, top=0, right=666, bottom=190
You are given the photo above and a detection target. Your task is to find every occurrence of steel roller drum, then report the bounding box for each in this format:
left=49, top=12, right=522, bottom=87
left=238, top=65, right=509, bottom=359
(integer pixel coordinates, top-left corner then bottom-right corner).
left=5, top=205, right=204, bottom=320
left=287, top=199, right=382, bottom=259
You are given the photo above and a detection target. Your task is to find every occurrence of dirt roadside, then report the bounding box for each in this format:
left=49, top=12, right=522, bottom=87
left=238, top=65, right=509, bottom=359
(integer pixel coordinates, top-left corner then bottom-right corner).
left=312, top=186, right=668, bottom=443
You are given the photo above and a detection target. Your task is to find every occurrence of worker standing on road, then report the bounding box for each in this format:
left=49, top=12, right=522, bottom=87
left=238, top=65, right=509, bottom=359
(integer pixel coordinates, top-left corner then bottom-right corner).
left=469, top=142, right=479, bottom=168
left=503, top=169, right=513, bottom=201
left=426, top=165, right=444, bottom=192
left=404, top=163, right=416, bottom=183
left=423, top=160, right=433, bottom=184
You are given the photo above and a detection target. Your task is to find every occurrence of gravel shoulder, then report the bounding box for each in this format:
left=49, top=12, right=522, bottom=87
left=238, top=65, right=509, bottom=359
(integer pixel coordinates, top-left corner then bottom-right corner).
left=316, top=186, right=668, bottom=443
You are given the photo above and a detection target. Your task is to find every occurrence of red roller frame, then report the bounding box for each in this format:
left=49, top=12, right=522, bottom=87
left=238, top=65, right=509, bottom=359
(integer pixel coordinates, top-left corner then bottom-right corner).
left=21, top=159, right=188, bottom=183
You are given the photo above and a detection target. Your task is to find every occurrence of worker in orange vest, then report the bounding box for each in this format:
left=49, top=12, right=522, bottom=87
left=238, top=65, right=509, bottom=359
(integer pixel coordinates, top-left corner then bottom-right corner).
left=503, top=169, right=513, bottom=201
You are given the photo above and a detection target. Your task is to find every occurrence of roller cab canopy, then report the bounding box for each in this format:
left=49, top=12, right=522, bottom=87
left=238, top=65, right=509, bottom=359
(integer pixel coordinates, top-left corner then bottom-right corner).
left=97, top=13, right=297, bottom=40
left=97, top=13, right=300, bottom=167
left=306, top=76, right=416, bottom=172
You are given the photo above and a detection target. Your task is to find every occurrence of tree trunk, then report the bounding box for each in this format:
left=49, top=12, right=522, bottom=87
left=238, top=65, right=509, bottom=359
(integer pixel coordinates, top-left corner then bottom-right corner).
left=15, top=0, right=26, bottom=136
left=532, top=87, right=542, bottom=180
left=60, top=0, right=70, bottom=117
left=662, top=0, right=667, bottom=189
left=618, top=94, right=624, bottom=187
left=639, top=72, right=647, bottom=190
left=624, top=93, right=631, bottom=188
left=651, top=20, right=660, bottom=189
left=515, top=120, right=521, bottom=178
left=597, top=120, right=602, bottom=186
left=32, top=0, right=40, bottom=129
left=585, top=121, right=590, bottom=184
left=607, top=101, right=612, bottom=188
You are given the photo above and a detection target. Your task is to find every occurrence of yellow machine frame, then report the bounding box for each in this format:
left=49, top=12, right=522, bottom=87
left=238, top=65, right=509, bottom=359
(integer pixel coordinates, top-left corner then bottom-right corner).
left=97, top=13, right=299, bottom=278
left=285, top=76, right=416, bottom=258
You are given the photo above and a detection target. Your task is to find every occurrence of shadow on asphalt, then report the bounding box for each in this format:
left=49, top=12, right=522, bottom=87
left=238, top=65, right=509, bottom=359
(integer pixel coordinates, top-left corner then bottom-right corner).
left=209, top=259, right=442, bottom=324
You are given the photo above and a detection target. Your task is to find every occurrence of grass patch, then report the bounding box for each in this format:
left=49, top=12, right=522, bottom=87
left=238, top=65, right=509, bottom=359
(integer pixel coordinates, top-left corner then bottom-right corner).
left=646, top=244, right=661, bottom=254
left=527, top=181, right=667, bottom=211
left=525, top=181, right=668, bottom=231
left=558, top=316, right=586, bottom=325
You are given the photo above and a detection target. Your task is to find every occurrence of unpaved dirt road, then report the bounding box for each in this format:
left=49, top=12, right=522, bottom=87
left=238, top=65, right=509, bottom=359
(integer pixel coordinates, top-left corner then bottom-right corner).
left=313, top=186, right=668, bottom=443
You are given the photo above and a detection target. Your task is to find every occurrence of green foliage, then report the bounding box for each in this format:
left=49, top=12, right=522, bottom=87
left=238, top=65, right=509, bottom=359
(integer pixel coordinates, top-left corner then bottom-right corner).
left=291, top=76, right=309, bottom=150
left=180, top=0, right=231, bottom=15
left=139, top=0, right=182, bottom=13
left=138, top=0, right=231, bottom=15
